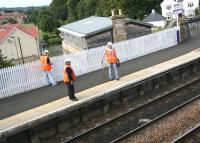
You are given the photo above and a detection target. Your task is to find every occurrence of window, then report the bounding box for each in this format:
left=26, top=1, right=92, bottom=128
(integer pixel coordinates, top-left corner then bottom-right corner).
left=188, top=3, right=194, bottom=7
left=167, top=16, right=173, bottom=20
left=187, top=10, right=195, bottom=17
left=166, top=5, right=172, bottom=10
left=166, top=12, right=173, bottom=20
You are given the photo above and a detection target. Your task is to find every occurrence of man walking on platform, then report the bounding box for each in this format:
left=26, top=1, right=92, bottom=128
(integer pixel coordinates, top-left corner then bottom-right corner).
left=63, top=58, right=78, bottom=101
left=40, top=50, right=57, bottom=86
left=101, top=42, right=119, bottom=81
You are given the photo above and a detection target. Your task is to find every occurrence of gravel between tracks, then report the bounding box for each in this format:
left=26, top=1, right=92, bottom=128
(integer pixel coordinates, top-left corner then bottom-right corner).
left=122, top=98, right=200, bottom=143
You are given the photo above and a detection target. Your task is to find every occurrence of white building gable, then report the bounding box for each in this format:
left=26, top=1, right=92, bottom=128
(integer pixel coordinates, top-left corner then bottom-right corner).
left=161, top=0, right=199, bottom=19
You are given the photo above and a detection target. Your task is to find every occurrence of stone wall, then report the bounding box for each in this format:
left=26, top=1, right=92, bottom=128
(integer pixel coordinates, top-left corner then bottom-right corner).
left=111, top=15, right=127, bottom=43
left=87, top=30, right=112, bottom=49
left=126, top=23, right=152, bottom=39
left=1, top=57, right=200, bottom=143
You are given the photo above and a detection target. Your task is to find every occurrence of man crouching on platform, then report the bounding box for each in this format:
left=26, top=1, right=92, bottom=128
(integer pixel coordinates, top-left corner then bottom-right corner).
left=63, top=58, right=78, bottom=101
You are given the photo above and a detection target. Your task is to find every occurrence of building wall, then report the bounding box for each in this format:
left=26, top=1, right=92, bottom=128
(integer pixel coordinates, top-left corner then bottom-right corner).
left=62, top=40, right=82, bottom=54
left=62, top=32, right=87, bottom=50
left=61, top=23, right=152, bottom=51
left=161, top=0, right=199, bottom=19
left=87, top=24, right=151, bottom=49
left=148, top=21, right=166, bottom=27
left=126, top=23, right=152, bottom=39
left=0, top=29, right=39, bottom=61
left=87, top=30, right=112, bottom=49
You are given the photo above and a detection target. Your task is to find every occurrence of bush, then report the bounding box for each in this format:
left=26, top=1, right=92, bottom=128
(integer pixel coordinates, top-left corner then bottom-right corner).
left=48, top=38, right=61, bottom=45
left=43, top=34, right=49, bottom=42
left=47, top=34, right=57, bottom=39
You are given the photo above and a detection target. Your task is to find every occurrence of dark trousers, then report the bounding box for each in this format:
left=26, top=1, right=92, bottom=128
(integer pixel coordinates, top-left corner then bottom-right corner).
left=65, top=82, right=76, bottom=99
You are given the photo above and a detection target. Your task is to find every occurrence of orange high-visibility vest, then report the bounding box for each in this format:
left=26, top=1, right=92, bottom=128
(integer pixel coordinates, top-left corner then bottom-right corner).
left=40, top=56, right=52, bottom=71
left=63, top=65, right=76, bottom=83
left=105, top=48, right=117, bottom=64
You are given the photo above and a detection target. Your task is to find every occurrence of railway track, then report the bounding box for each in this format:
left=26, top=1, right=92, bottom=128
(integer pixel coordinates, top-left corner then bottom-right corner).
left=112, top=94, right=200, bottom=143
left=63, top=79, right=200, bottom=143
left=171, top=124, right=200, bottom=143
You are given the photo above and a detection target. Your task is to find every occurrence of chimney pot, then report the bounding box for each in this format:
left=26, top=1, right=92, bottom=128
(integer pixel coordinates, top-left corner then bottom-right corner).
left=111, top=10, right=115, bottom=16
left=119, top=9, right=122, bottom=15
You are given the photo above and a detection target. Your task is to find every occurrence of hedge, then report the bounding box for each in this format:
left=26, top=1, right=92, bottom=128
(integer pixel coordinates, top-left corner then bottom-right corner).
left=48, top=38, right=62, bottom=45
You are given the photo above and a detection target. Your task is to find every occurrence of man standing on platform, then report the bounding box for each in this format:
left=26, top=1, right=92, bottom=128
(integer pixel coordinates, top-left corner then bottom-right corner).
left=40, top=50, right=57, bottom=86
left=63, top=58, right=78, bottom=101
left=101, top=42, right=120, bottom=81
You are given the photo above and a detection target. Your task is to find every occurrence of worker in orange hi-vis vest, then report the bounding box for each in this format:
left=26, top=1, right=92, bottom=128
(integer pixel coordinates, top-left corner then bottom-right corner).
left=101, top=42, right=119, bottom=81
left=40, top=50, right=57, bottom=86
left=63, top=58, right=78, bottom=101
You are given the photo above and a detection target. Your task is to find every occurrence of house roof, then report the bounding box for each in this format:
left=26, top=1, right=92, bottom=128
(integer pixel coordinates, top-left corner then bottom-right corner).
left=143, top=10, right=166, bottom=22
left=59, top=16, right=153, bottom=38
left=0, top=23, right=38, bottom=43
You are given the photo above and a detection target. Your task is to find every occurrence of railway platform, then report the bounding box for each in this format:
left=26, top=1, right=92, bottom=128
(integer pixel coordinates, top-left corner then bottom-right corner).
left=1, top=49, right=200, bottom=143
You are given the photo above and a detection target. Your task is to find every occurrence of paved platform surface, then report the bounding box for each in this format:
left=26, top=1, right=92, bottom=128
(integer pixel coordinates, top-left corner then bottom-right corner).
left=0, top=39, right=200, bottom=120
left=1, top=49, right=200, bottom=136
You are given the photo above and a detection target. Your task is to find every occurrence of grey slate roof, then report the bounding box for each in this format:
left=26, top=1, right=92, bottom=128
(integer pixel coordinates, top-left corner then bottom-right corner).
left=125, top=18, right=153, bottom=27
left=143, top=12, right=166, bottom=22
left=59, top=16, right=153, bottom=38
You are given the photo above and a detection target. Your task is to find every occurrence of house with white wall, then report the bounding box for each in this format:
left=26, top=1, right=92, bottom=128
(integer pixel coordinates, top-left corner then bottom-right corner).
left=161, top=0, right=199, bottom=20
left=0, top=23, right=40, bottom=64
left=143, top=9, right=166, bottom=27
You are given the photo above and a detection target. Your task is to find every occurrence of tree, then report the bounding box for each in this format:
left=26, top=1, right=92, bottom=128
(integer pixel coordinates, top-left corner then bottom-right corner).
left=37, top=10, right=60, bottom=32
left=96, top=0, right=124, bottom=16
left=7, top=18, right=18, bottom=24
left=0, top=18, right=18, bottom=24
left=26, top=9, right=39, bottom=24
left=195, top=7, right=200, bottom=16
left=66, top=0, right=80, bottom=22
left=96, top=0, right=161, bottom=19
left=43, top=34, right=49, bottom=42
left=49, top=0, right=68, bottom=20
left=76, top=0, right=99, bottom=19
left=0, top=50, right=13, bottom=69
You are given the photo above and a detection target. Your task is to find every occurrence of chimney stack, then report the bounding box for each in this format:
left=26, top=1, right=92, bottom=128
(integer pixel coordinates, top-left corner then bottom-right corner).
left=110, top=9, right=127, bottom=43
left=111, top=10, right=115, bottom=16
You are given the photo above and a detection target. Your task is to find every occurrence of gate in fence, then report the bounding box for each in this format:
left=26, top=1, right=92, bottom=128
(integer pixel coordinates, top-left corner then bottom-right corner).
left=185, top=16, right=200, bottom=39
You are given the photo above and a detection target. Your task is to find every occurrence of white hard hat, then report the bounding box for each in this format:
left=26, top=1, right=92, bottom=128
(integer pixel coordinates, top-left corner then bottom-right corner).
left=65, top=58, right=71, bottom=62
left=44, top=50, right=49, bottom=53
left=107, top=42, right=113, bottom=46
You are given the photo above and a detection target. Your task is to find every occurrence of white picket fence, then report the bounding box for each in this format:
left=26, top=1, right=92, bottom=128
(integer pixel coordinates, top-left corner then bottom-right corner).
left=0, top=27, right=178, bottom=99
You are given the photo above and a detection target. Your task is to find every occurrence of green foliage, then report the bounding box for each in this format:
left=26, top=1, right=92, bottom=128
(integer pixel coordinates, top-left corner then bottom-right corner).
left=76, top=0, right=99, bottom=19
left=25, top=0, right=162, bottom=45
left=42, top=32, right=61, bottom=46
left=53, top=28, right=60, bottom=37
left=195, top=7, right=200, bottom=16
left=48, top=38, right=62, bottom=45
left=67, top=0, right=80, bottom=22
left=0, top=50, right=13, bottom=69
left=0, top=18, right=18, bottom=24
left=43, top=34, right=49, bottom=42
left=7, top=18, right=18, bottom=24
left=46, top=33, right=57, bottom=39
left=37, top=10, right=61, bottom=32
left=0, top=20, right=8, bottom=25
left=26, top=10, right=39, bottom=24
left=152, top=26, right=162, bottom=33
left=49, top=0, right=68, bottom=20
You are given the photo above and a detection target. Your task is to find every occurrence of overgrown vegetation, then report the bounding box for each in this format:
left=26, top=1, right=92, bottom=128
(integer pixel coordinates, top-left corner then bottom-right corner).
left=26, top=0, right=162, bottom=33
left=1, top=0, right=163, bottom=47
left=0, top=50, right=13, bottom=69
